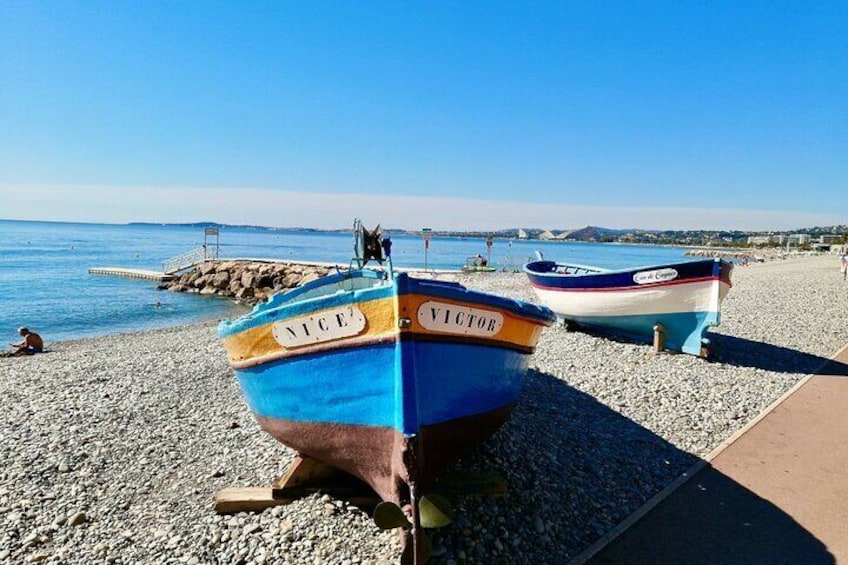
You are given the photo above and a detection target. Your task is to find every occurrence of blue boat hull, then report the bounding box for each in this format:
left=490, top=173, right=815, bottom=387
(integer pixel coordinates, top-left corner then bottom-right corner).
left=218, top=271, right=555, bottom=508
left=236, top=340, right=528, bottom=435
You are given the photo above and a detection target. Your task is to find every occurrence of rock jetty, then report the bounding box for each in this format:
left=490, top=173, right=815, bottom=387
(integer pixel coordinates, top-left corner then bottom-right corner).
left=685, top=248, right=831, bottom=262
left=160, top=260, right=333, bottom=305
left=685, top=248, right=769, bottom=261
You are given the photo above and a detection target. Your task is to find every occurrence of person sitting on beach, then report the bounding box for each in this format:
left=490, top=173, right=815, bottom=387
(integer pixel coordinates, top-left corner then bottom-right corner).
left=10, top=327, right=44, bottom=356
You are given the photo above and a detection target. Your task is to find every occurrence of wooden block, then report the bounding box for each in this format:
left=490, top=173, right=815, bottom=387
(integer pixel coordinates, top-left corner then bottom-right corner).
left=213, top=455, right=380, bottom=515
left=213, top=485, right=379, bottom=515
left=272, top=455, right=347, bottom=491
left=213, top=487, right=294, bottom=514
left=214, top=460, right=506, bottom=515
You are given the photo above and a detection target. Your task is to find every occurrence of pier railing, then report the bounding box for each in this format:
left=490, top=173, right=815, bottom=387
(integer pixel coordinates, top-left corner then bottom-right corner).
left=162, top=246, right=218, bottom=274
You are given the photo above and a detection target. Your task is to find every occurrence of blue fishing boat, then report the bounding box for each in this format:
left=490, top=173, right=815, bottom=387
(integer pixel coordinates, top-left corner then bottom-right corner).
left=524, top=257, right=732, bottom=356
left=218, top=221, right=555, bottom=562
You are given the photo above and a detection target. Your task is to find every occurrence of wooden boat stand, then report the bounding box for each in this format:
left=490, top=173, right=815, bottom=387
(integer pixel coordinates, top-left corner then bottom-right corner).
left=213, top=454, right=508, bottom=515
left=213, top=455, right=375, bottom=513
left=651, top=323, right=667, bottom=355
left=650, top=323, right=711, bottom=358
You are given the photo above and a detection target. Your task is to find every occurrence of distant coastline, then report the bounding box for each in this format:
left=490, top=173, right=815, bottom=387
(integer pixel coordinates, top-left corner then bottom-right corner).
left=4, top=217, right=846, bottom=249
left=127, top=220, right=848, bottom=249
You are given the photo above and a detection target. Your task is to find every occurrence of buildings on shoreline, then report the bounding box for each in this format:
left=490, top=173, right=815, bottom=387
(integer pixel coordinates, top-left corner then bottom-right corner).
left=427, top=226, right=848, bottom=249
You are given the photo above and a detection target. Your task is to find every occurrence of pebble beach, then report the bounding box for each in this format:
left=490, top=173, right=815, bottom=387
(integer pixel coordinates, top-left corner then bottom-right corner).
left=2, top=254, right=847, bottom=564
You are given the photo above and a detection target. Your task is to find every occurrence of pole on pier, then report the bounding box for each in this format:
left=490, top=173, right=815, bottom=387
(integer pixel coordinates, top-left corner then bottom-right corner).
left=422, top=228, right=432, bottom=272
left=204, top=228, right=220, bottom=260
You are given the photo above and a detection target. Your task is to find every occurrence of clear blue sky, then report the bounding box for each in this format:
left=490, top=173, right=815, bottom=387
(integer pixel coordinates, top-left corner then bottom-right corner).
left=1, top=1, right=845, bottom=230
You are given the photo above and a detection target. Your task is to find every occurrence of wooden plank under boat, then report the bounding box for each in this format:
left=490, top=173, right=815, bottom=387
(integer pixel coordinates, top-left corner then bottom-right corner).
left=218, top=263, right=555, bottom=561
left=523, top=258, right=733, bottom=356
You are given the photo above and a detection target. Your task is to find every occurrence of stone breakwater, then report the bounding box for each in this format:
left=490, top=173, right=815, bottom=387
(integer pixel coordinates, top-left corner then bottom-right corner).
left=161, top=261, right=332, bottom=305
left=2, top=255, right=848, bottom=563
left=684, top=248, right=830, bottom=262
left=685, top=249, right=760, bottom=259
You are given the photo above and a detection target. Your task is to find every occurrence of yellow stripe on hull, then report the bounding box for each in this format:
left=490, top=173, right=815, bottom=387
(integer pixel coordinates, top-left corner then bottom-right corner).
left=397, top=293, right=546, bottom=351
left=222, top=293, right=545, bottom=367
left=222, top=297, right=397, bottom=363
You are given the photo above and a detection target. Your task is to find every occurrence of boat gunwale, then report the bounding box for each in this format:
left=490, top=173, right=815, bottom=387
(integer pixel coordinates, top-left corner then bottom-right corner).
left=408, top=277, right=555, bottom=324
left=217, top=270, right=393, bottom=337
left=523, top=259, right=732, bottom=293
left=219, top=270, right=557, bottom=339
left=527, top=274, right=728, bottom=293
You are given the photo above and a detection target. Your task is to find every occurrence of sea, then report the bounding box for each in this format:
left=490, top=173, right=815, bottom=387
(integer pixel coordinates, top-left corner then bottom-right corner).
left=0, top=219, right=697, bottom=344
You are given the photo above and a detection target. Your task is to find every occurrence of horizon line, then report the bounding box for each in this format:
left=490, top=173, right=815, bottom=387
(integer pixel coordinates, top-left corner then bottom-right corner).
left=2, top=216, right=846, bottom=236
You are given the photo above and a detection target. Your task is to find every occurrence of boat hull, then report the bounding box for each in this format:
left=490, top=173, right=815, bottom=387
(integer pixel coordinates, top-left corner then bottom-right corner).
left=255, top=404, right=513, bottom=503
left=524, top=259, right=732, bottom=355
left=218, top=271, right=555, bottom=509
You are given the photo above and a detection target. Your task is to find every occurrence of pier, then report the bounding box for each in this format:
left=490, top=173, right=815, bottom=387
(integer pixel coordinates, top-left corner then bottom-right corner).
left=87, top=227, right=463, bottom=285
left=88, top=267, right=175, bottom=282
left=89, top=227, right=218, bottom=282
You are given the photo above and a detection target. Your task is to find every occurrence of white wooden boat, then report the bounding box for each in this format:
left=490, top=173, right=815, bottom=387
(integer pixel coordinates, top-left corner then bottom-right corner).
left=524, top=258, right=733, bottom=356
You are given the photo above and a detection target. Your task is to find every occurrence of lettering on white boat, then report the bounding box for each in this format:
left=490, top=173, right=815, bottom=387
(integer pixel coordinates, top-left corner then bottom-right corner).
left=417, top=301, right=504, bottom=337
left=633, top=268, right=678, bottom=285
left=272, top=306, right=367, bottom=348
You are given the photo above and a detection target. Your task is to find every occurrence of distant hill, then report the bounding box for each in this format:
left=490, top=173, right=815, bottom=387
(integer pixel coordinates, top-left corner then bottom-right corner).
left=560, top=226, right=637, bottom=240
left=127, top=222, right=341, bottom=233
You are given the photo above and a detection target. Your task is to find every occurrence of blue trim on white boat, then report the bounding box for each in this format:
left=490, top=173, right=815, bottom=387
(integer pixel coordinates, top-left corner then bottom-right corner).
left=569, top=310, right=719, bottom=356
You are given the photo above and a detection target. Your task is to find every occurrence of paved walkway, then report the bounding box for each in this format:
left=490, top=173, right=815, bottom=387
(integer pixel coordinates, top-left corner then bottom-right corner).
left=580, top=344, right=848, bottom=564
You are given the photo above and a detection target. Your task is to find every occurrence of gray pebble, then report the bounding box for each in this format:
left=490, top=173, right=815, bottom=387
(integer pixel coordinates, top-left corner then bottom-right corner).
left=67, top=512, right=87, bottom=527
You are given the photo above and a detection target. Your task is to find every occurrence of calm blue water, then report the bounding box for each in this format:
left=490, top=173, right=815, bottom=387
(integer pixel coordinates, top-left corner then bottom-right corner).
left=0, top=219, right=694, bottom=344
